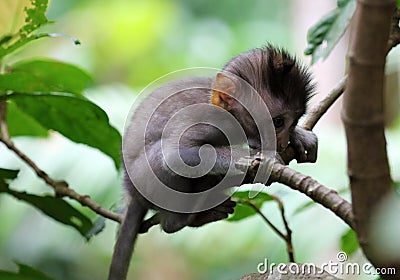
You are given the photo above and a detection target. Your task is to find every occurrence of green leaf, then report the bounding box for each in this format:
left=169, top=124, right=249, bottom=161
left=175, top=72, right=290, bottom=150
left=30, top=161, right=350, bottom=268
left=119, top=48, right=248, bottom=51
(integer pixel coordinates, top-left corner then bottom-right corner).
left=3, top=187, right=93, bottom=237
left=2, top=93, right=122, bottom=169
left=305, top=0, right=356, bottom=63
left=6, top=101, right=49, bottom=137
left=0, top=168, right=20, bottom=189
left=0, top=0, right=51, bottom=59
left=398, top=0, right=400, bottom=7
left=0, top=168, right=20, bottom=181
left=232, top=191, right=274, bottom=207
left=21, top=0, right=49, bottom=35
left=227, top=191, right=274, bottom=222
left=0, top=262, right=54, bottom=280
left=340, top=229, right=359, bottom=256
left=85, top=216, right=106, bottom=240
left=227, top=203, right=257, bottom=222
left=0, top=59, right=92, bottom=94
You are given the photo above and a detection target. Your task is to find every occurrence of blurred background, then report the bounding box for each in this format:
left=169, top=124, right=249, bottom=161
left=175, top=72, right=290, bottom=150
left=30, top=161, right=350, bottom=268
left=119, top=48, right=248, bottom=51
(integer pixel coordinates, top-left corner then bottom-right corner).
left=0, top=0, right=399, bottom=279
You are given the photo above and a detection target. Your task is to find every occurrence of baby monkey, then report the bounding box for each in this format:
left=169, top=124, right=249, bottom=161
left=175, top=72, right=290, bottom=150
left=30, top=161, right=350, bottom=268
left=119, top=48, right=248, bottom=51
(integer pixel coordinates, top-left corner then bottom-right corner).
left=108, top=45, right=317, bottom=280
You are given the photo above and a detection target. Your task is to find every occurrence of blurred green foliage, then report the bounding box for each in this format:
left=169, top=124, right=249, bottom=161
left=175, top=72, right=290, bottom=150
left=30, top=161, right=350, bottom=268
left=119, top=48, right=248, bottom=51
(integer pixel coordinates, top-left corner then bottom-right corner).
left=0, top=1, right=399, bottom=280
left=41, top=0, right=294, bottom=88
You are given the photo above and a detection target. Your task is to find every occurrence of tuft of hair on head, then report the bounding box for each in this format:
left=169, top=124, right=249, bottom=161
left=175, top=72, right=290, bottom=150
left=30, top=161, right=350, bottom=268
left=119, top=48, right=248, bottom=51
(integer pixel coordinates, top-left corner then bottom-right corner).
left=264, top=44, right=315, bottom=105
left=221, top=44, right=315, bottom=110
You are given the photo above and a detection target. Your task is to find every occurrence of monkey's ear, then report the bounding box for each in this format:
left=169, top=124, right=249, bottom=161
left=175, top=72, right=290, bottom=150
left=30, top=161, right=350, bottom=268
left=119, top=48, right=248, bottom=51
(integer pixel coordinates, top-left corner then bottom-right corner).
left=211, top=73, right=237, bottom=110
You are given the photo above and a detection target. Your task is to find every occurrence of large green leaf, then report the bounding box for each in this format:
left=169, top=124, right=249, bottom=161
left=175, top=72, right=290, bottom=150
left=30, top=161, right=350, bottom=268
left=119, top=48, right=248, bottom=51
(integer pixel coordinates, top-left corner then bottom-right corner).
left=340, top=228, right=359, bottom=256
left=0, top=0, right=51, bottom=59
left=227, top=191, right=274, bottom=222
left=1, top=93, right=122, bottom=169
left=0, top=262, right=54, bottom=280
left=6, top=101, right=49, bottom=137
left=0, top=59, right=92, bottom=94
left=305, top=0, right=356, bottom=63
left=2, top=187, right=93, bottom=237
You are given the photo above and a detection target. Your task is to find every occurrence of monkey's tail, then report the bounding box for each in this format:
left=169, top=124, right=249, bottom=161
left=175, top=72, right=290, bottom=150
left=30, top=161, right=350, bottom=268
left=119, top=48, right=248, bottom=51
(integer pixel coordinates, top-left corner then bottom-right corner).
left=108, top=198, right=148, bottom=280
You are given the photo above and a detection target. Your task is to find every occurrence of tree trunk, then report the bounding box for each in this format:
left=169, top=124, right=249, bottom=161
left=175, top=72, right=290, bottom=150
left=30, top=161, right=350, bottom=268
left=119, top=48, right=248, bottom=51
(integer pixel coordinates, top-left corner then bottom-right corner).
left=342, top=0, right=400, bottom=277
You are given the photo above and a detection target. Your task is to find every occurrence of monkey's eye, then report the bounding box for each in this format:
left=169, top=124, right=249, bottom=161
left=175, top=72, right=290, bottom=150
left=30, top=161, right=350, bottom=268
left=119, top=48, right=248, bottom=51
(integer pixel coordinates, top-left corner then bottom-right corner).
left=273, top=117, right=285, bottom=128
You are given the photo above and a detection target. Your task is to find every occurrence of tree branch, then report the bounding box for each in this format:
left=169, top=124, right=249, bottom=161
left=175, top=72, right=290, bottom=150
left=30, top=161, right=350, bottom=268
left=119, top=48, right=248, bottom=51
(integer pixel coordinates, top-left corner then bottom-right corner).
left=303, top=76, right=347, bottom=131
left=0, top=135, right=122, bottom=223
left=343, top=0, right=399, bottom=276
left=270, top=163, right=355, bottom=229
left=236, top=157, right=355, bottom=230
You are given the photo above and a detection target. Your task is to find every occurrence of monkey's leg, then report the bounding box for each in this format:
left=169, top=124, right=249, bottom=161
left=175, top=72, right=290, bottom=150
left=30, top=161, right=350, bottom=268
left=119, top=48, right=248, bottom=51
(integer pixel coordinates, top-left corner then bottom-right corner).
left=139, top=213, right=160, bottom=233
left=189, top=199, right=236, bottom=227
left=159, top=211, right=196, bottom=233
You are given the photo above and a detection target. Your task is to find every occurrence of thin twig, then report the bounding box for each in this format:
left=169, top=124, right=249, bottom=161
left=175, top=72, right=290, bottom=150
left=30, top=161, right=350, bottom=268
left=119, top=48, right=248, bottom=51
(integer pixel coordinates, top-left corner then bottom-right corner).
left=55, top=185, right=121, bottom=223
left=303, top=76, right=347, bottom=131
left=0, top=101, right=9, bottom=140
left=0, top=135, right=122, bottom=223
left=270, top=194, right=294, bottom=262
left=236, top=197, right=294, bottom=262
left=237, top=199, right=286, bottom=240
left=0, top=137, right=58, bottom=187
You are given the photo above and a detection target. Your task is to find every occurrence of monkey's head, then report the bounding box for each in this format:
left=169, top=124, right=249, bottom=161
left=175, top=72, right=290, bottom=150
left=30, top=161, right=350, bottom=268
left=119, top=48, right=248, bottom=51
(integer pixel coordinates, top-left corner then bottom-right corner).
left=211, top=45, right=315, bottom=153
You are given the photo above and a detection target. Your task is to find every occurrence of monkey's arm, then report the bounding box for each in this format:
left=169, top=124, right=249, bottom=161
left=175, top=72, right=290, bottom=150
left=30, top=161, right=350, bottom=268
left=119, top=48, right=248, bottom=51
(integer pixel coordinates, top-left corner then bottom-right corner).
left=173, top=144, right=251, bottom=176
left=139, top=199, right=237, bottom=233
left=189, top=199, right=236, bottom=227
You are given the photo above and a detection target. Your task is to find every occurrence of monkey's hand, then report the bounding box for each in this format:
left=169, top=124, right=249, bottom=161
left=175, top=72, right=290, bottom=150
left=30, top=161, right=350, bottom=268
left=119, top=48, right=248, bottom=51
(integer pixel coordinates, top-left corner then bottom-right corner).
left=289, top=126, right=318, bottom=163
left=189, top=199, right=236, bottom=227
